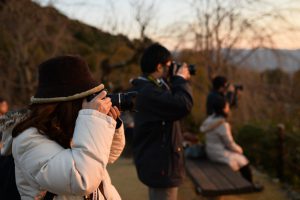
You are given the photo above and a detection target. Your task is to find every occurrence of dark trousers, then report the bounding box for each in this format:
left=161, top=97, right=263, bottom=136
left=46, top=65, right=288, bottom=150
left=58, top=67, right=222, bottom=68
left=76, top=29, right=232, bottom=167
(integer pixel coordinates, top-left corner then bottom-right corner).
left=149, top=187, right=178, bottom=200
left=239, top=164, right=253, bottom=183
left=0, top=155, right=21, bottom=199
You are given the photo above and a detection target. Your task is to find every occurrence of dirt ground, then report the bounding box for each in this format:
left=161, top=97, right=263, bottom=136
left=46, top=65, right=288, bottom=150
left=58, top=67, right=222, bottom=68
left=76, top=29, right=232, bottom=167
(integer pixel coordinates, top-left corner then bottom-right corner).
left=107, top=158, right=289, bottom=200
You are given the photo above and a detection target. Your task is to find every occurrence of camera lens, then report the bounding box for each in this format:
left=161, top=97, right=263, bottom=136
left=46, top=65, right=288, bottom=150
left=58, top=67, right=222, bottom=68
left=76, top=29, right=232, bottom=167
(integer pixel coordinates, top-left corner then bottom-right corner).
left=169, top=61, right=196, bottom=76
left=234, top=85, right=244, bottom=91
left=86, top=90, right=138, bottom=112
left=107, top=91, right=138, bottom=111
left=188, top=65, right=196, bottom=75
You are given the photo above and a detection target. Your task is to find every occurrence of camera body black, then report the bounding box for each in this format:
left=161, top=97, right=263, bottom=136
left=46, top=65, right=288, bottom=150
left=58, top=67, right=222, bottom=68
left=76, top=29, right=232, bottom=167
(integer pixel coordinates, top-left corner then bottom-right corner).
left=87, top=90, right=137, bottom=111
left=234, top=84, right=244, bottom=92
left=224, top=83, right=244, bottom=108
left=108, top=92, right=137, bottom=111
left=169, top=61, right=196, bottom=76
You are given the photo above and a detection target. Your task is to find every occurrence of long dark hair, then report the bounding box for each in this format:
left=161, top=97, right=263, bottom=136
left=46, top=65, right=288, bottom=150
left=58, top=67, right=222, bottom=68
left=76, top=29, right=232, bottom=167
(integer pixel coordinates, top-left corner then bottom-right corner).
left=13, top=98, right=83, bottom=148
left=213, top=97, right=229, bottom=118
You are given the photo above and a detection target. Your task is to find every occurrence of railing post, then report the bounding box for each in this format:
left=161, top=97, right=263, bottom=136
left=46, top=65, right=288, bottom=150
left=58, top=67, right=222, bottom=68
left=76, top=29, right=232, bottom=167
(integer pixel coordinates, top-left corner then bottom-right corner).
left=277, top=124, right=285, bottom=181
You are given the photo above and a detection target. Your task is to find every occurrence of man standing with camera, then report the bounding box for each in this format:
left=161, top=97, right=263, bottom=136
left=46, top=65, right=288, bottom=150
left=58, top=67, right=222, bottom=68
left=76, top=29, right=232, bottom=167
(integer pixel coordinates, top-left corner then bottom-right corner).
left=131, top=43, right=193, bottom=200
left=206, top=76, right=241, bottom=116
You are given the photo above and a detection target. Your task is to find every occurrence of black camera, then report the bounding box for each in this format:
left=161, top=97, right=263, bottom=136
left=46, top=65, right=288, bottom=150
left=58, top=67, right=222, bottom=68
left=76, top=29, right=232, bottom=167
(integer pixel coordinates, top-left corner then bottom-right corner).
left=234, top=84, right=244, bottom=91
left=87, top=90, right=138, bottom=111
left=225, top=84, right=244, bottom=108
left=169, top=61, right=196, bottom=76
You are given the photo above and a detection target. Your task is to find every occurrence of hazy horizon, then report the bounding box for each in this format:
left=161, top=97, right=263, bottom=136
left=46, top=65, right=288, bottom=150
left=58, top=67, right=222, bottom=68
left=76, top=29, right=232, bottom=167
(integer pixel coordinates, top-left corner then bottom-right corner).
left=34, top=0, right=300, bottom=51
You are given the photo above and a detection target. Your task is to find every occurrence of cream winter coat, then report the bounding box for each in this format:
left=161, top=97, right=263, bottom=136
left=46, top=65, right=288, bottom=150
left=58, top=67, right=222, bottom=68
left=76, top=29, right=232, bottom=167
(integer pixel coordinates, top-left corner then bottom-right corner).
left=1, top=109, right=125, bottom=200
left=200, top=115, right=248, bottom=171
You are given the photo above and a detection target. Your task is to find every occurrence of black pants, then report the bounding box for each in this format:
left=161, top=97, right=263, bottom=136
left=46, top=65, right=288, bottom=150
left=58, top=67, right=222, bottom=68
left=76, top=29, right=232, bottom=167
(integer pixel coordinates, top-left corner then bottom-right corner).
left=239, top=164, right=253, bottom=183
left=0, top=155, right=21, bottom=199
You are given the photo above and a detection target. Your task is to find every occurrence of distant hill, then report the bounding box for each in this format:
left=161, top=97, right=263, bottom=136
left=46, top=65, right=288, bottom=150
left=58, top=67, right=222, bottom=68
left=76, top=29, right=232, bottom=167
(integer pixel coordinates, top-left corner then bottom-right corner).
left=228, top=48, right=300, bottom=73
left=0, top=0, right=136, bottom=105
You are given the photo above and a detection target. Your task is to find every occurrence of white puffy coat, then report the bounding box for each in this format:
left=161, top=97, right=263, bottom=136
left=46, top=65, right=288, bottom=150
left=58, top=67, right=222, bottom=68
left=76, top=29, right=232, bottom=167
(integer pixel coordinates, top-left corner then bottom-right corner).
left=1, top=109, right=125, bottom=200
left=200, top=115, right=248, bottom=171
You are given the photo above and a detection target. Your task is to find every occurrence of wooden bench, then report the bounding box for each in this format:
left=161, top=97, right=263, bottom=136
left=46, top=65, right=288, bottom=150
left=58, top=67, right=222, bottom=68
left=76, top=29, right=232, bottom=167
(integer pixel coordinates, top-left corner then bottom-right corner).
left=185, top=158, right=256, bottom=196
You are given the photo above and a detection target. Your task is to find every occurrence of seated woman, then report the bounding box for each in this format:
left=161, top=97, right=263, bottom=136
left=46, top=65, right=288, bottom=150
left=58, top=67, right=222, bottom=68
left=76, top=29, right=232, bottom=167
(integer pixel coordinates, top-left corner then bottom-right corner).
left=200, top=98, right=262, bottom=190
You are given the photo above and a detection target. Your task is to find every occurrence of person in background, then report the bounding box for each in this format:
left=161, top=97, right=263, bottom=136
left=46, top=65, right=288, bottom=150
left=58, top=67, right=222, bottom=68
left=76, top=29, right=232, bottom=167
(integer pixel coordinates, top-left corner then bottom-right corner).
left=0, top=97, right=8, bottom=146
left=0, top=97, right=8, bottom=116
left=131, top=43, right=193, bottom=200
left=206, top=76, right=237, bottom=116
left=200, top=98, right=263, bottom=191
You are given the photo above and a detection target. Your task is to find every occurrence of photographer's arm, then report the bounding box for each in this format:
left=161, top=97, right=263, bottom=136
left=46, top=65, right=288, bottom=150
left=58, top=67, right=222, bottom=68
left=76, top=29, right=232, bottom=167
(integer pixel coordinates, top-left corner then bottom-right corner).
left=108, top=123, right=125, bottom=164
left=226, top=84, right=239, bottom=108
left=140, top=76, right=193, bottom=121
left=107, top=107, right=125, bottom=164
left=226, top=92, right=237, bottom=107
left=13, top=110, right=116, bottom=195
left=12, top=91, right=117, bottom=195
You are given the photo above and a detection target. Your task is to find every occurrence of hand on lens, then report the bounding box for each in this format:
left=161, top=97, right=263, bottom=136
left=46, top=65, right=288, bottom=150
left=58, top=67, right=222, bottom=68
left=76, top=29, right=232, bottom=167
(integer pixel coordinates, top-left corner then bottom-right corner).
left=176, top=63, right=191, bottom=80
left=108, top=106, right=121, bottom=120
left=82, top=90, right=112, bottom=114
left=227, top=84, right=235, bottom=93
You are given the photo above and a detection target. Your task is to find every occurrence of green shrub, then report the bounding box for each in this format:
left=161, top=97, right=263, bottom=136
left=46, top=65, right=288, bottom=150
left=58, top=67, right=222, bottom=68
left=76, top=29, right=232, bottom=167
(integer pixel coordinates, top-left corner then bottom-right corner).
left=238, top=124, right=300, bottom=189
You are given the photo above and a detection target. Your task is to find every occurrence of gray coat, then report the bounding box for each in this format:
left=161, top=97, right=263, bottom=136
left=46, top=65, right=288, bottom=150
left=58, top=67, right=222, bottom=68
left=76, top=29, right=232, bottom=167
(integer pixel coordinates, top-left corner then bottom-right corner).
left=200, top=115, right=248, bottom=171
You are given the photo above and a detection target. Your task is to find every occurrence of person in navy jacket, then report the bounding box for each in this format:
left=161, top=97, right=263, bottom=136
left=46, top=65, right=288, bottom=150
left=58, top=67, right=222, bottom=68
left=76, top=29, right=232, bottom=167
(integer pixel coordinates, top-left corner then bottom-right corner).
left=131, top=43, right=193, bottom=200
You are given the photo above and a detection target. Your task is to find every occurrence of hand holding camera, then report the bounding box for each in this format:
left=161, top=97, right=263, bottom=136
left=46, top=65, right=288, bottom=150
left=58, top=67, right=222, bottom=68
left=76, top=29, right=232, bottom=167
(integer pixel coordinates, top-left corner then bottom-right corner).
left=108, top=106, right=121, bottom=120
left=86, top=89, right=137, bottom=112
left=225, top=83, right=244, bottom=108
left=227, top=84, right=235, bottom=93
left=169, top=61, right=196, bottom=79
left=176, top=63, right=191, bottom=80
left=82, top=90, right=112, bottom=114
left=226, top=83, right=243, bottom=94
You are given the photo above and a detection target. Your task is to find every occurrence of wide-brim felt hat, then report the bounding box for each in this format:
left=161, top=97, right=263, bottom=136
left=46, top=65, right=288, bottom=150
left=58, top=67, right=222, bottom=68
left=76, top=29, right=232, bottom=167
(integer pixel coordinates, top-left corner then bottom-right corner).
left=31, top=55, right=104, bottom=104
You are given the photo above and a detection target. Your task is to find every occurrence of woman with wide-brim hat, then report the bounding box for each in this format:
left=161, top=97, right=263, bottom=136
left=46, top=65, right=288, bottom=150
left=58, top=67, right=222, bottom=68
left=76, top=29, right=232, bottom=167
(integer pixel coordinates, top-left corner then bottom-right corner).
left=0, top=55, right=125, bottom=199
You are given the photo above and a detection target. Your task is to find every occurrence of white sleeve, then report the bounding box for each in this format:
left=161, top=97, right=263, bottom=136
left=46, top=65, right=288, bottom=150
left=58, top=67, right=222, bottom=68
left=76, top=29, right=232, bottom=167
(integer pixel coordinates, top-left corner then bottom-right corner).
left=13, top=109, right=116, bottom=195
left=108, top=124, right=125, bottom=164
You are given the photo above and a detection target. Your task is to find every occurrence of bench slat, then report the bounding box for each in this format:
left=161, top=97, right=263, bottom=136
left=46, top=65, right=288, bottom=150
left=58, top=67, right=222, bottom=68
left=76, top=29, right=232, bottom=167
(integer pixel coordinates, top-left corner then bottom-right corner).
left=213, top=163, right=253, bottom=191
left=186, top=159, right=216, bottom=195
left=196, top=160, right=236, bottom=192
left=186, top=158, right=255, bottom=196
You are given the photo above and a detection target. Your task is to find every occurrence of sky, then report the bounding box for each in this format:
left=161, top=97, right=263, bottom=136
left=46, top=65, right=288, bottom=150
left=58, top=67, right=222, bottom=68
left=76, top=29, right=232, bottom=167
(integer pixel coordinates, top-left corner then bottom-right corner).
left=34, top=0, right=300, bottom=50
